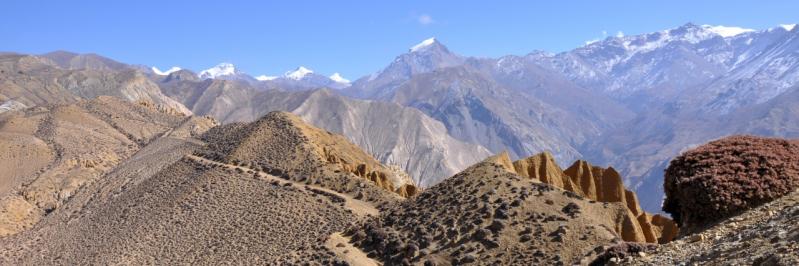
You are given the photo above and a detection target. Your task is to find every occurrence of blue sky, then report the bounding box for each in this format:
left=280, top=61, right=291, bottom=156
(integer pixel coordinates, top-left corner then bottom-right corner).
left=3, top=1, right=797, bottom=79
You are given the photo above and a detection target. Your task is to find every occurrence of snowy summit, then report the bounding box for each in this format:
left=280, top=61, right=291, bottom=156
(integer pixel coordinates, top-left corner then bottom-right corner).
left=329, top=73, right=350, bottom=84
left=701, top=25, right=755, bottom=37
left=199, top=63, right=237, bottom=79
left=151, top=66, right=181, bottom=76
left=284, top=66, right=313, bottom=80
left=410, top=37, right=437, bottom=52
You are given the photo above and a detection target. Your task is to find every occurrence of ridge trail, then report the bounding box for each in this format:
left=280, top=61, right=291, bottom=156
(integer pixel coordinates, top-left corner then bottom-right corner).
left=186, top=154, right=379, bottom=217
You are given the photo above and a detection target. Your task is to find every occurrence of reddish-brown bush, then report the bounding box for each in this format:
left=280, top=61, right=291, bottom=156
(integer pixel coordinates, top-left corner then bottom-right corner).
left=663, top=135, right=799, bottom=230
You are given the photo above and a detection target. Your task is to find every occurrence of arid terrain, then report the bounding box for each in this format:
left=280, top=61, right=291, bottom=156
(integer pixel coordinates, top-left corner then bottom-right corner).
left=0, top=94, right=671, bottom=265
left=2, top=12, right=799, bottom=264
left=1, top=94, right=797, bottom=265
left=0, top=108, right=410, bottom=264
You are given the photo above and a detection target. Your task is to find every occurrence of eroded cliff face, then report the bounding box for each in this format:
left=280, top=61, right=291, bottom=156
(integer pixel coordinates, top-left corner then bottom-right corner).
left=280, top=112, right=418, bottom=197
left=322, top=147, right=418, bottom=197
left=509, top=152, right=677, bottom=243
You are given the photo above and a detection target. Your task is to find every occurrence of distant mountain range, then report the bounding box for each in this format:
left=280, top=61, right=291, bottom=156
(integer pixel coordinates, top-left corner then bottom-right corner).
left=2, top=22, right=798, bottom=213
left=191, top=63, right=352, bottom=90
left=342, top=22, right=799, bottom=212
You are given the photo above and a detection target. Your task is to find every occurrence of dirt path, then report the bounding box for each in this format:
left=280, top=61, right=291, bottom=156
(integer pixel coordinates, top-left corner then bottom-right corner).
left=186, top=155, right=379, bottom=217
left=325, top=232, right=381, bottom=266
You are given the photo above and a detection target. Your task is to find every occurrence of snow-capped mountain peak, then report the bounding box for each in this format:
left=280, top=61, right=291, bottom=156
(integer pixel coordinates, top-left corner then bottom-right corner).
left=410, top=37, right=437, bottom=52
left=255, top=75, right=278, bottom=81
left=700, top=24, right=755, bottom=37
left=780, top=24, right=797, bottom=31
left=329, top=73, right=350, bottom=84
left=284, top=66, right=313, bottom=80
left=151, top=66, right=181, bottom=76
left=199, top=63, right=237, bottom=79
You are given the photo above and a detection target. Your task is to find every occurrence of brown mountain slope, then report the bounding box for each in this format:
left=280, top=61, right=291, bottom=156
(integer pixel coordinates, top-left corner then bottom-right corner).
left=0, top=109, right=415, bottom=264
left=347, top=152, right=674, bottom=265
left=197, top=111, right=418, bottom=199
left=255, top=89, right=493, bottom=188
left=0, top=158, right=365, bottom=264
left=39, top=51, right=129, bottom=71
left=0, top=53, right=190, bottom=115
left=0, top=96, right=215, bottom=237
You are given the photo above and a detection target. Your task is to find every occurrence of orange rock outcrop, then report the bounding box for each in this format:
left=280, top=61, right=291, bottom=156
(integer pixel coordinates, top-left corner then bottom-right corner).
left=509, top=152, right=678, bottom=243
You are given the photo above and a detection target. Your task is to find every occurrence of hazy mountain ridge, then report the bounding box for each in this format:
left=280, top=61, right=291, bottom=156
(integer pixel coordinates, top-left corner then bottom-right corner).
left=0, top=53, right=190, bottom=115
left=343, top=38, right=633, bottom=167
left=158, top=74, right=491, bottom=186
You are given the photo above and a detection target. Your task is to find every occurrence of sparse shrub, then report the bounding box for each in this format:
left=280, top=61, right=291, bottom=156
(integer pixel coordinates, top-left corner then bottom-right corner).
left=590, top=242, right=657, bottom=266
left=663, top=135, right=799, bottom=230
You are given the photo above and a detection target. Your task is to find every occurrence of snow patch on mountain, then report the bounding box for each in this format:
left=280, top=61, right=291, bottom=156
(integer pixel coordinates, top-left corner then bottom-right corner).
left=285, top=66, right=313, bottom=80
left=0, top=100, right=27, bottom=114
left=410, top=37, right=437, bottom=52
left=585, top=39, right=600, bottom=45
left=151, top=66, right=181, bottom=76
left=780, top=24, right=797, bottom=31
left=329, top=73, right=350, bottom=84
left=701, top=25, right=755, bottom=37
left=255, top=75, right=278, bottom=81
left=199, top=63, right=236, bottom=79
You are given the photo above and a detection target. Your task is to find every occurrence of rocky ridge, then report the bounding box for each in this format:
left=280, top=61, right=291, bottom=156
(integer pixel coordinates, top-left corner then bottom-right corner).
left=196, top=111, right=419, bottom=199
left=0, top=107, right=408, bottom=264
left=0, top=53, right=191, bottom=115
left=347, top=152, right=676, bottom=265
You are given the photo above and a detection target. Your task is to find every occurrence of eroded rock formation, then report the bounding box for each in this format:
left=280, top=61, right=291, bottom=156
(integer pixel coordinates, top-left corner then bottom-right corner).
left=510, top=152, right=678, bottom=243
